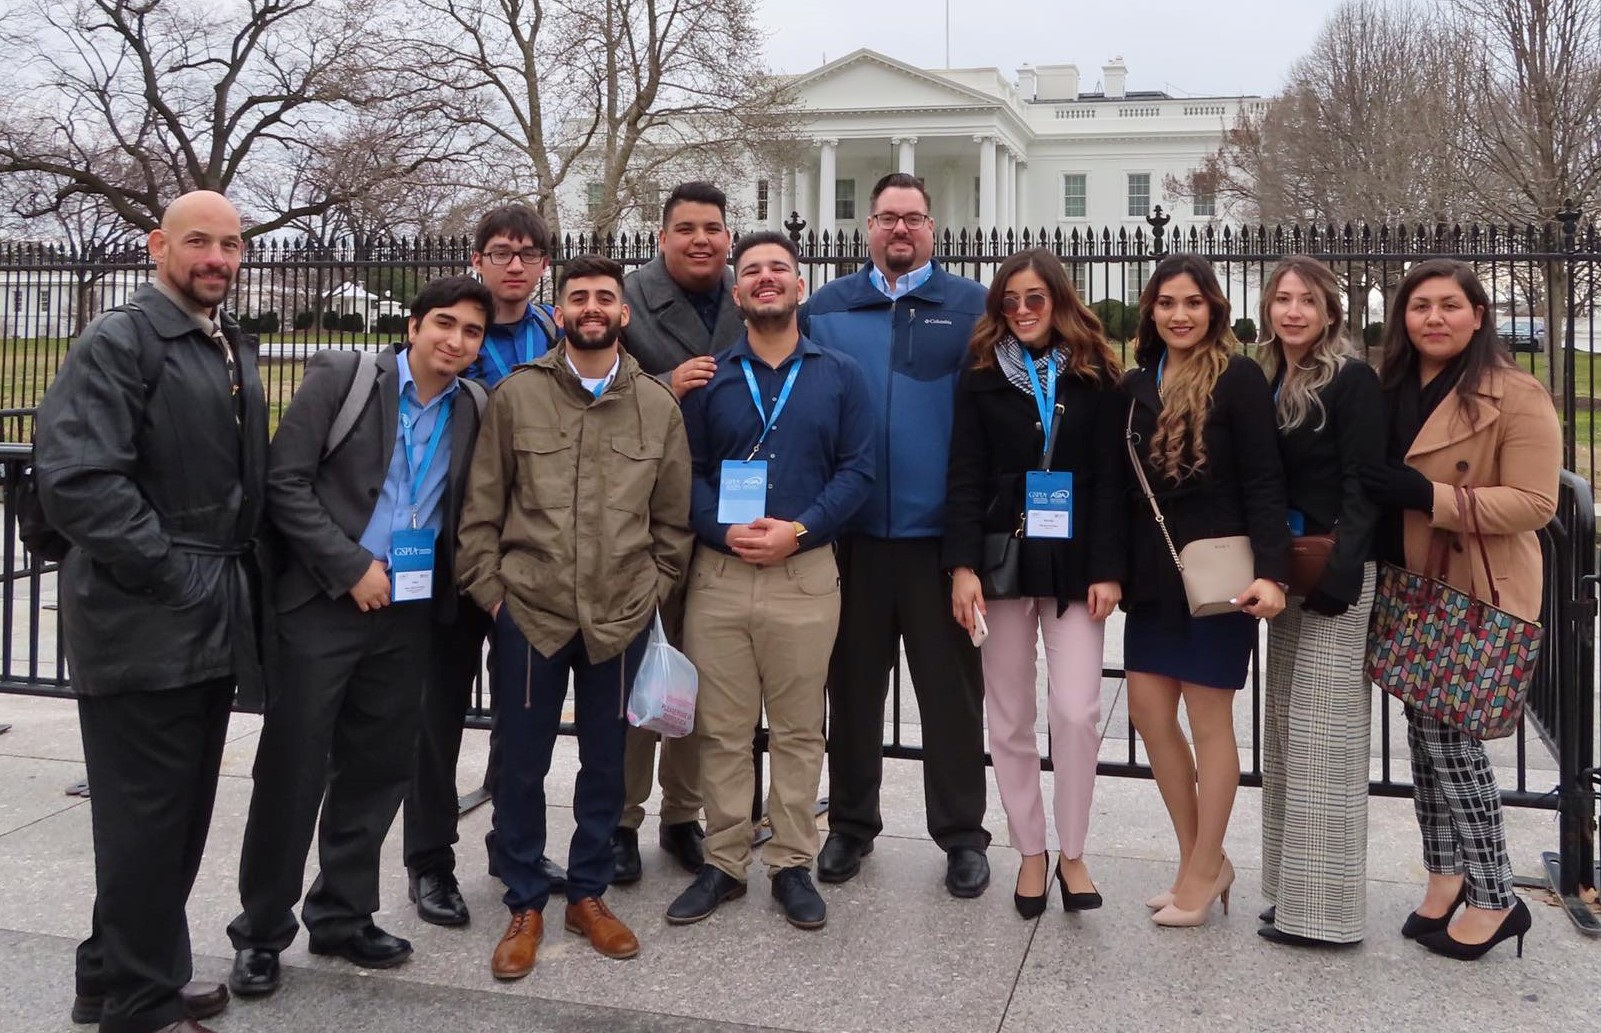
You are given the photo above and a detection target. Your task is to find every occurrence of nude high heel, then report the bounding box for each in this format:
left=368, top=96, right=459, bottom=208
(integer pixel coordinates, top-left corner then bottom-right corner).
left=1152, top=857, right=1234, bottom=928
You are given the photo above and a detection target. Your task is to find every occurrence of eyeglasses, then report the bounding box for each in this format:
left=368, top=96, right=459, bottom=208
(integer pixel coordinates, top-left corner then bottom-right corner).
left=1001, top=292, right=1049, bottom=315
left=869, top=212, right=931, bottom=230
left=481, top=247, right=547, bottom=266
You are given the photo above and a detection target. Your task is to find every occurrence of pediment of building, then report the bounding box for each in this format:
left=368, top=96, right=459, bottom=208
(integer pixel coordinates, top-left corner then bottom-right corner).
left=788, top=48, right=1001, bottom=114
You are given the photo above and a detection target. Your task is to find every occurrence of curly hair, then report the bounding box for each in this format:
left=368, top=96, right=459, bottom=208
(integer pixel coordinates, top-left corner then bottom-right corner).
left=1134, top=255, right=1238, bottom=480
left=969, top=248, right=1120, bottom=383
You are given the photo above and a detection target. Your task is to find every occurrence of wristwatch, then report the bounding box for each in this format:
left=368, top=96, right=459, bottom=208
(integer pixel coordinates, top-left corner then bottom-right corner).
left=793, top=521, right=809, bottom=541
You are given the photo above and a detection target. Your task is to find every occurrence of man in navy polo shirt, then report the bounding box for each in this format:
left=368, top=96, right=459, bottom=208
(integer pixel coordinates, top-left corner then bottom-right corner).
left=666, top=231, right=873, bottom=930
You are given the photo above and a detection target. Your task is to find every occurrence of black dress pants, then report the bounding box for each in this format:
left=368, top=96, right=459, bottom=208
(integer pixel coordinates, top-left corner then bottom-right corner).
left=825, top=535, right=990, bottom=851
left=403, top=603, right=493, bottom=876
left=75, top=677, right=234, bottom=1033
left=228, top=595, right=431, bottom=950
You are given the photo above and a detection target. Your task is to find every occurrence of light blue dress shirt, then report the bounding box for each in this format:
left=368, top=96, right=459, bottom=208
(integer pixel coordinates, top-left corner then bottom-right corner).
left=357, top=350, right=460, bottom=563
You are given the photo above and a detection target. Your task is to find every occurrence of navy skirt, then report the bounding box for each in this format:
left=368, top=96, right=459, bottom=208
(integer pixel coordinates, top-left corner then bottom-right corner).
left=1123, top=605, right=1259, bottom=690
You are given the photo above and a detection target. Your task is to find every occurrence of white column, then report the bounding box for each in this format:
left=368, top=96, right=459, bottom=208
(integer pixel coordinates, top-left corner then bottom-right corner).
left=996, top=147, right=1013, bottom=234
left=794, top=167, right=813, bottom=236
left=1014, top=159, right=1028, bottom=229
left=976, top=135, right=997, bottom=230
left=817, top=138, right=838, bottom=236
left=894, top=136, right=918, bottom=176
left=782, top=167, right=798, bottom=233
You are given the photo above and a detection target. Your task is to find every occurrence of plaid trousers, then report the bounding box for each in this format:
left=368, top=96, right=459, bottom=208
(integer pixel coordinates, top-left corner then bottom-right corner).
left=1406, top=707, right=1516, bottom=909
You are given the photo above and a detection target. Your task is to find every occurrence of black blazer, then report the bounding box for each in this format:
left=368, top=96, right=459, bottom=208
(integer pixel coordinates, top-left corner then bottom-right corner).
left=943, top=359, right=1127, bottom=612
left=1274, top=358, right=1384, bottom=603
left=1122, top=353, right=1290, bottom=616
left=266, top=347, right=481, bottom=623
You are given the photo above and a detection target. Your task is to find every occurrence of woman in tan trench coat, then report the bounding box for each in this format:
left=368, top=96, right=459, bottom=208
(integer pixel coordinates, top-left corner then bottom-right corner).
left=1362, top=259, right=1561, bottom=962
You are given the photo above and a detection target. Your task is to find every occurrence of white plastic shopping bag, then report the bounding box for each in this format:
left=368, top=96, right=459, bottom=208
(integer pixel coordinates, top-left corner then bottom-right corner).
left=626, top=611, right=698, bottom=737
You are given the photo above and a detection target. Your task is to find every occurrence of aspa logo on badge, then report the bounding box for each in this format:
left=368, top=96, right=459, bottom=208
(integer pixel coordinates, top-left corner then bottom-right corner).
left=743, top=475, right=764, bottom=489
left=1050, top=489, right=1071, bottom=504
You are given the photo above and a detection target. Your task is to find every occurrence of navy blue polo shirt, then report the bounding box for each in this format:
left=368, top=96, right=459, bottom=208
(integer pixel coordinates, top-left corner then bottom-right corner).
left=682, top=333, right=875, bottom=552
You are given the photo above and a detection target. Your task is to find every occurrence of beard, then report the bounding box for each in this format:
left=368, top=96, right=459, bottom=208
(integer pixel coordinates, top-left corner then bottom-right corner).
left=564, top=319, right=621, bottom=351
left=174, top=264, right=234, bottom=309
left=882, top=241, right=916, bottom=275
left=743, top=299, right=797, bottom=335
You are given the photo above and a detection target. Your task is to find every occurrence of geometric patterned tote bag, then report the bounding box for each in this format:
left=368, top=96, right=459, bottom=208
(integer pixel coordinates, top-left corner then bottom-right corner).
left=1366, top=486, right=1543, bottom=740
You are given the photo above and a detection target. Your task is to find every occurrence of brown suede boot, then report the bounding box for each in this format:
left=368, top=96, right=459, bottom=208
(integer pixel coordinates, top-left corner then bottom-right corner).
left=563, top=897, right=640, bottom=959
left=491, top=909, right=543, bottom=980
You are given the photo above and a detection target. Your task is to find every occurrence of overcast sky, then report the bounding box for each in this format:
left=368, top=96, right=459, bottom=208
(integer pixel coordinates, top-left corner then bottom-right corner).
left=754, top=0, right=1351, bottom=97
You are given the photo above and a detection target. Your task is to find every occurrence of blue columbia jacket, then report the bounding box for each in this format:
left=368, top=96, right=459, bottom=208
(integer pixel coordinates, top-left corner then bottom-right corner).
left=799, top=262, right=985, bottom=539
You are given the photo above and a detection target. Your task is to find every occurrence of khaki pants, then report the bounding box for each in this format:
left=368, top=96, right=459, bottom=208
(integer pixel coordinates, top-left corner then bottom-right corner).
left=683, top=543, right=840, bottom=878
left=621, top=583, right=703, bottom=829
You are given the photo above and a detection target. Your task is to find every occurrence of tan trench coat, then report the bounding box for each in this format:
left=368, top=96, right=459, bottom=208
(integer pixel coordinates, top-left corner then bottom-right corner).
left=1403, top=367, right=1562, bottom=623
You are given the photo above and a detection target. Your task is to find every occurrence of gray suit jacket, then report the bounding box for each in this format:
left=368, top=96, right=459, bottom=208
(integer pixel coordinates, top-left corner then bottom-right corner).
left=266, top=347, right=481, bottom=622
left=622, top=255, right=743, bottom=376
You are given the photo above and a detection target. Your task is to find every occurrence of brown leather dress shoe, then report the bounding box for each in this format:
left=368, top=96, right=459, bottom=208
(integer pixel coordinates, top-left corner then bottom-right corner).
left=72, top=982, right=230, bottom=1025
left=564, top=897, right=640, bottom=959
left=491, top=909, right=543, bottom=981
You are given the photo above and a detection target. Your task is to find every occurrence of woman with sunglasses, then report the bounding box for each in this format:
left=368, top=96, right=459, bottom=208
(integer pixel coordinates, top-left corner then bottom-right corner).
left=1122, top=255, right=1288, bottom=928
left=945, top=248, right=1126, bottom=917
left=1255, top=257, right=1384, bottom=948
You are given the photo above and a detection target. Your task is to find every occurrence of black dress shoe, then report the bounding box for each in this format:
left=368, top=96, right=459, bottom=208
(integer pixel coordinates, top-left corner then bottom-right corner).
left=771, top=867, right=827, bottom=930
left=1258, top=924, right=1361, bottom=948
left=1259, top=905, right=1276, bottom=924
left=410, top=870, right=470, bottom=927
left=612, top=827, right=643, bottom=885
left=1401, top=882, right=1468, bottom=939
left=1053, top=859, right=1102, bottom=912
left=816, top=832, right=872, bottom=884
left=73, top=981, right=230, bottom=1024
left=228, top=948, right=281, bottom=997
left=666, top=865, right=747, bottom=925
left=307, top=924, right=413, bottom=969
left=946, top=847, right=991, bottom=899
left=659, top=820, right=706, bottom=874
left=1416, top=898, right=1532, bottom=961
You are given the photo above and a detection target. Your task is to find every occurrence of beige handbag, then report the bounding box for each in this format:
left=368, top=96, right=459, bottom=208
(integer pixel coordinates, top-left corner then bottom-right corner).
left=1125, top=402, right=1255, bottom=617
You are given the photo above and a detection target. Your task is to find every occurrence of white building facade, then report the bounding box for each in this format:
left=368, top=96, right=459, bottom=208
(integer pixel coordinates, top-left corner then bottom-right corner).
left=558, top=49, right=1264, bottom=243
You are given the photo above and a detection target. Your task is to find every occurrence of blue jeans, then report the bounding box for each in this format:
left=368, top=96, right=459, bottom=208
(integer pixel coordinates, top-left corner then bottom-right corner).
left=491, top=608, right=647, bottom=911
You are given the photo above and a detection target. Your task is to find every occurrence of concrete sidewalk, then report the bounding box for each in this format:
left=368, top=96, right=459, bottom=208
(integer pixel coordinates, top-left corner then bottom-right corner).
left=0, top=686, right=1596, bottom=1033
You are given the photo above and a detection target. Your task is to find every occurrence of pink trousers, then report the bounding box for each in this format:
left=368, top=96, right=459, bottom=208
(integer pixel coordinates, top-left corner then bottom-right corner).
left=980, top=598, right=1104, bottom=858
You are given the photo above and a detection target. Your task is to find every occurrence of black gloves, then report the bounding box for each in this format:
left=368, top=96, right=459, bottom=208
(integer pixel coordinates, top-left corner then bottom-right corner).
left=1359, top=461, right=1435, bottom=514
left=1301, top=588, right=1350, bottom=618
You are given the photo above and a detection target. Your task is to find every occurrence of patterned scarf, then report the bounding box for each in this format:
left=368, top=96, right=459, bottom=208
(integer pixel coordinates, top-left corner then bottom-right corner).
left=995, top=334, right=1061, bottom=398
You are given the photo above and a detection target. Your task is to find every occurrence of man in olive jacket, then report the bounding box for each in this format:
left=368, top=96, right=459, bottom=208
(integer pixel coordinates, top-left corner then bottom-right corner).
left=457, top=254, right=693, bottom=980
left=34, top=190, right=266, bottom=1033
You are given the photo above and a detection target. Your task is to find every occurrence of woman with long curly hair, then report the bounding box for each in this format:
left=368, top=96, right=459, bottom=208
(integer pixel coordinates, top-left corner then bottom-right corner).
left=944, top=248, right=1126, bottom=918
left=1255, top=257, right=1384, bottom=948
left=1121, top=254, right=1289, bottom=927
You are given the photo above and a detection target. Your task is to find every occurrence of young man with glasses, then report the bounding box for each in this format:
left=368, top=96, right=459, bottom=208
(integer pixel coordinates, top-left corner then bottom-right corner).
left=800, top=172, right=994, bottom=899
left=612, top=181, right=744, bottom=885
left=402, top=205, right=564, bottom=931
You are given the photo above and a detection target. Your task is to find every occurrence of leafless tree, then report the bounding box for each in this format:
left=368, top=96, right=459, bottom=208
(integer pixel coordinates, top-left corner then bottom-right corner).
left=0, top=0, right=479, bottom=238
left=406, top=0, right=801, bottom=239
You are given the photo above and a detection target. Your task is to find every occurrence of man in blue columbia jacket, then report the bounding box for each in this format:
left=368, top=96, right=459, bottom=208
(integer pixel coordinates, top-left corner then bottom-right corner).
left=800, top=173, right=991, bottom=897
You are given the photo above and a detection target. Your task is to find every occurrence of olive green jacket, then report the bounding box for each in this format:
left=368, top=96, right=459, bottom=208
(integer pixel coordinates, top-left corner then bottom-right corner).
left=456, top=345, right=693, bottom=661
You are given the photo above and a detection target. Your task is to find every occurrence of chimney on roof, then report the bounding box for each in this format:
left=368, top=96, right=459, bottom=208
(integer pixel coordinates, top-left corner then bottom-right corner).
left=1017, top=65, right=1037, bottom=101
left=1103, top=57, right=1128, bottom=99
left=1034, top=64, right=1080, bottom=101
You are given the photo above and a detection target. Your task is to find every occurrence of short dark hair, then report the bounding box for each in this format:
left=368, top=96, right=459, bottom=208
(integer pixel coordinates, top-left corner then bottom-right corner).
left=557, top=254, right=626, bottom=296
left=731, top=230, right=799, bottom=271
left=410, top=275, right=494, bottom=324
left=473, top=204, right=553, bottom=253
left=662, top=182, right=727, bottom=225
left=870, top=173, right=931, bottom=213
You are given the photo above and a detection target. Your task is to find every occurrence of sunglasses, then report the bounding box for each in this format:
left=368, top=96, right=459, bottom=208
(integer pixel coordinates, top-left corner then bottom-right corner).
left=1001, top=291, right=1049, bottom=315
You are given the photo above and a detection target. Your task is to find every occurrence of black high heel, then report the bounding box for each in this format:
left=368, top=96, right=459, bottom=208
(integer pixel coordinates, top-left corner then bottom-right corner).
left=1014, top=852, right=1049, bottom=919
left=1401, top=881, right=1468, bottom=940
left=1416, top=899, right=1531, bottom=961
left=1055, top=858, right=1103, bottom=912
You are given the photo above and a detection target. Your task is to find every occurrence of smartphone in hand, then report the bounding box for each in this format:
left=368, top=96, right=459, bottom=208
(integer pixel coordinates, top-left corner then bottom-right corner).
left=969, top=605, right=989, bottom=647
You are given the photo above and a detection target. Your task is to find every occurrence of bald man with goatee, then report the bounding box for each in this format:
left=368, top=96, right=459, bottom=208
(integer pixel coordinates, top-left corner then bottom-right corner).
left=34, top=190, right=268, bottom=1033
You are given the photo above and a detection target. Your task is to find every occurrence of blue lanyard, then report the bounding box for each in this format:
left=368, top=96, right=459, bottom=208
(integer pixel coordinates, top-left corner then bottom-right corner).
left=400, top=394, right=452, bottom=528
left=485, top=321, right=540, bottom=382
left=1155, top=351, right=1166, bottom=390
left=1022, top=350, right=1058, bottom=459
left=740, top=356, right=804, bottom=460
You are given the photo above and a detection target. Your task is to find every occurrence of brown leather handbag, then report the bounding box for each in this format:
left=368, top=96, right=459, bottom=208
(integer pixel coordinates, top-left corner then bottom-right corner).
left=1287, top=533, right=1336, bottom=597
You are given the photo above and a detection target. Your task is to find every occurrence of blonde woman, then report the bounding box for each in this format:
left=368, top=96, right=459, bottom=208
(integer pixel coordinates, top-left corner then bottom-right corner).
left=1256, top=257, right=1384, bottom=947
left=1121, top=255, right=1288, bottom=927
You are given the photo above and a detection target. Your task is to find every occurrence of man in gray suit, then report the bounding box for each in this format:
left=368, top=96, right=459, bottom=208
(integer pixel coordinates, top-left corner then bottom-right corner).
left=614, top=181, right=742, bottom=882
left=226, top=276, right=492, bottom=998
